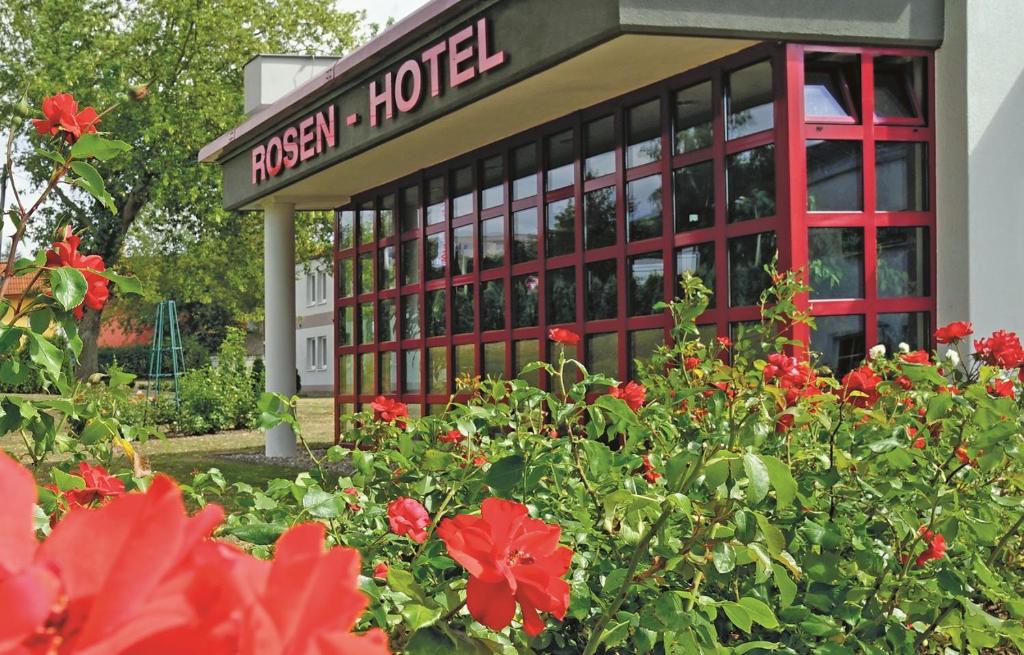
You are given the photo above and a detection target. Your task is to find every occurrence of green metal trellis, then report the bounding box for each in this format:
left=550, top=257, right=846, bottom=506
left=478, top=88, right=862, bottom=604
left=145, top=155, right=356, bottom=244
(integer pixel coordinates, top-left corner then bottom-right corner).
left=146, top=300, right=185, bottom=406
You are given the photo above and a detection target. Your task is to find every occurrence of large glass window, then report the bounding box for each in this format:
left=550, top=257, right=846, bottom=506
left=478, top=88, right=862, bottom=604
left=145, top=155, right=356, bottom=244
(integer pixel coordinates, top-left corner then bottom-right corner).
left=426, top=289, right=446, bottom=336
left=806, top=140, right=862, bottom=211
left=358, top=205, right=375, bottom=244
left=452, top=284, right=474, bottom=334
left=876, top=142, right=928, bottom=211
left=727, top=61, right=773, bottom=139
left=400, top=185, right=419, bottom=233
left=452, top=166, right=474, bottom=218
left=481, top=279, right=505, bottom=332
left=515, top=340, right=540, bottom=386
left=339, top=354, right=354, bottom=394
left=586, top=332, right=618, bottom=380
left=483, top=342, right=505, bottom=378
left=546, top=266, right=576, bottom=325
left=512, top=207, right=539, bottom=263
left=878, top=312, right=930, bottom=354
left=804, top=52, right=860, bottom=120
left=626, top=99, right=662, bottom=168
left=378, top=246, right=397, bottom=290
left=512, top=143, right=538, bottom=200
left=378, top=298, right=396, bottom=342
left=403, top=349, right=422, bottom=393
left=629, top=253, right=664, bottom=316
left=480, top=155, right=504, bottom=210
left=360, top=352, right=375, bottom=392
left=727, top=145, right=776, bottom=221
left=401, top=240, right=420, bottom=285
left=630, top=329, right=663, bottom=378
left=360, top=303, right=375, bottom=344
left=455, top=344, right=475, bottom=380
left=338, top=306, right=354, bottom=347
left=452, top=224, right=474, bottom=276
left=338, top=210, right=355, bottom=249
left=729, top=231, right=776, bottom=307
left=401, top=295, right=420, bottom=340
left=584, top=186, right=616, bottom=250
left=512, top=274, right=540, bottom=328
left=481, top=216, right=505, bottom=269
left=428, top=346, right=447, bottom=394
left=358, top=252, right=374, bottom=294
left=676, top=243, right=716, bottom=306
left=877, top=227, right=929, bottom=297
left=585, top=115, right=616, bottom=179
left=626, top=174, right=662, bottom=241
left=808, top=228, right=864, bottom=299
left=674, top=81, right=713, bottom=154
left=546, top=198, right=575, bottom=257
left=673, top=161, right=714, bottom=232
left=379, top=194, right=396, bottom=239
left=380, top=351, right=397, bottom=394
left=874, top=56, right=926, bottom=122
left=337, top=258, right=354, bottom=298
left=426, top=176, right=445, bottom=225
left=546, top=130, right=574, bottom=190
left=425, top=232, right=446, bottom=280
left=586, top=259, right=618, bottom=321
left=811, top=314, right=865, bottom=377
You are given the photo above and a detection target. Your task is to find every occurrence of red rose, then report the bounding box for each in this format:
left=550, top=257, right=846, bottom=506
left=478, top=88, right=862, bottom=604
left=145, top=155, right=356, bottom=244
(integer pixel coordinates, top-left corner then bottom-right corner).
left=62, top=461, right=125, bottom=509
left=472, top=455, right=488, bottom=468
left=915, top=526, right=947, bottom=566
left=974, top=330, right=1024, bottom=369
left=955, top=445, right=974, bottom=466
left=716, top=336, right=732, bottom=349
left=986, top=379, right=1015, bottom=397
left=547, top=327, right=580, bottom=346
left=32, top=93, right=100, bottom=143
left=609, top=381, right=646, bottom=411
left=935, top=321, right=973, bottom=344
left=440, top=429, right=464, bottom=444
left=387, top=497, right=430, bottom=543
left=45, top=226, right=110, bottom=319
left=900, top=350, right=931, bottom=365
left=895, top=375, right=913, bottom=390
left=840, top=365, right=881, bottom=408
left=371, top=395, right=409, bottom=424
left=684, top=356, right=701, bottom=370
left=373, top=561, right=389, bottom=579
left=641, top=455, right=661, bottom=484
left=437, top=498, right=573, bottom=636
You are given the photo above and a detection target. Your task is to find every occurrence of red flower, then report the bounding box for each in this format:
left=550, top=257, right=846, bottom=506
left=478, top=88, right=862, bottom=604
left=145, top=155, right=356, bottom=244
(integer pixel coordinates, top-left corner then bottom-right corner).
left=641, top=455, right=661, bottom=484
left=387, top=497, right=430, bottom=543
left=437, top=498, right=573, bottom=636
left=716, top=336, right=732, bottom=349
left=895, top=375, right=913, bottom=391
left=987, top=379, right=1015, bottom=398
left=608, top=381, right=646, bottom=411
left=840, top=365, right=882, bottom=408
left=45, top=227, right=110, bottom=319
left=684, top=356, right=701, bottom=371
left=472, top=455, right=489, bottom=468
left=440, top=429, right=464, bottom=444
left=547, top=327, right=580, bottom=346
left=900, top=350, right=931, bottom=365
left=62, top=461, right=124, bottom=509
left=974, top=330, right=1024, bottom=369
left=371, top=395, right=409, bottom=424
left=955, top=445, right=974, bottom=466
left=935, top=321, right=973, bottom=344
left=32, top=93, right=100, bottom=143
left=373, top=562, right=390, bottom=579
left=915, top=526, right=947, bottom=566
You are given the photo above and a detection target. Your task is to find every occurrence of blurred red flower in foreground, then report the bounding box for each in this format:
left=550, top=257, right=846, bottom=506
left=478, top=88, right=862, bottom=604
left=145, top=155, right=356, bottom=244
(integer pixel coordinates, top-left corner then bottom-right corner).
left=609, top=381, right=646, bottom=411
left=45, top=227, right=110, bottom=319
left=32, top=93, right=100, bottom=143
left=0, top=452, right=389, bottom=654
left=438, top=498, right=573, bottom=636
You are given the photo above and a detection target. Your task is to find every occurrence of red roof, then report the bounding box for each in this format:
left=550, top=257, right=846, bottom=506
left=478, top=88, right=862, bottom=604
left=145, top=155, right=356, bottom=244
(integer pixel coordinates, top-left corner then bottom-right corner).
left=2, top=274, right=39, bottom=297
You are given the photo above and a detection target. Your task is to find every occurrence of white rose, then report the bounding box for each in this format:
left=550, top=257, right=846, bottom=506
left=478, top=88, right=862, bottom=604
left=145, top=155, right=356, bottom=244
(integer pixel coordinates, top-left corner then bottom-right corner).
left=869, top=344, right=886, bottom=360
left=898, top=342, right=911, bottom=354
left=945, top=349, right=960, bottom=367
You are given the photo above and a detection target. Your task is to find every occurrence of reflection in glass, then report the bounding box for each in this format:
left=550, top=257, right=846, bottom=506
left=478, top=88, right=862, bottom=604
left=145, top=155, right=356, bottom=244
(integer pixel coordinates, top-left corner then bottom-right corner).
left=546, top=130, right=574, bottom=190
left=513, top=274, right=540, bottom=328
left=452, top=166, right=473, bottom=217
left=378, top=246, right=397, bottom=289
left=483, top=342, right=505, bottom=378
left=378, top=194, right=395, bottom=239
left=512, top=143, right=537, bottom=200
left=877, top=227, right=929, bottom=297
left=586, top=259, right=618, bottom=320
left=455, top=343, right=475, bottom=380
left=358, top=252, right=374, bottom=294
left=809, top=228, right=864, bottom=299
left=360, top=303, right=375, bottom=344
left=629, top=253, right=664, bottom=316
left=804, top=52, right=860, bottom=120
left=481, top=216, right=505, bottom=269
left=512, top=207, right=539, bottom=263
left=380, top=351, right=397, bottom=394
left=626, top=175, right=662, bottom=241
left=400, top=185, right=419, bottom=233
left=401, top=240, right=420, bottom=286
left=339, top=354, right=354, bottom=394
left=584, top=186, right=616, bottom=250
left=515, top=340, right=540, bottom=386
left=481, top=279, right=505, bottom=331
left=338, top=210, right=355, bottom=249
left=428, top=346, right=447, bottom=394
left=426, top=177, right=445, bottom=225
left=452, top=284, right=474, bottom=334
left=876, top=142, right=928, bottom=211
left=585, top=115, right=616, bottom=179
left=627, top=99, right=662, bottom=168
left=359, top=205, right=375, bottom=244
left=481, top=155, right=504, bottom=209
left=674, top=81, right=713, bottom=154
left=360, top=352, right=375, bottom=393
left=727, top=60, right=774, bottom=139
left=426, top=289, right=446, bottom=337
left=337, top=258, right=354, bottom=298
left=401, top=295, right=420, bottom=340
left=630, top=329, right=663, bottom=378
left=546, top=266, right=576, bottom=325
left=878, top=312, right=930, bottom=354
left=807, top=140, right=862, bottom=211
left=676, top=242, right=716, bottom=307
left=425, top=232, right=446, bottom=280
left=378, top=298, right=396, bottom=342
left=727, top=145, right=776, bottom=221
left=586, top=332, right=618, bottom=381
left=811, top=314, right=865, bottom=377
left=546, top=198, right=575, bottom=257
left=452, top=224, right=474, bottom=276
left=338, top=306, right=354, bottom=346
left=403, top=349, right=422, bottom=393
left=874, top=56, right=926, bottom=121
left=729, top=231, right=776, bottom=307
left=673, top=161, right=713, bottom=232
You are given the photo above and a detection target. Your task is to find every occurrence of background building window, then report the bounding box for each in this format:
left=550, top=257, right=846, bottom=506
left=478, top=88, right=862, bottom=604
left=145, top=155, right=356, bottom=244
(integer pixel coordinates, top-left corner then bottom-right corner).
left=727, top=145, right=776, bottom=221
left=584, top=186, right=616, bottom=250
left=513, top=207, right=539, bottom=263
left=584, top=115, right=616, bottom=179
left=546, top=198, right=575, bottom=257
left=727, top=60, right=773, bottom=139
left=808, top=228, right=864, bottom=299
left=811, top=314, right=865, bottom=376
left=729, top=231, right=776, bottom=307
left=804, top=52, right=860, bottom=120
left=674, top=161, right=714, bottom=232
left=629, top=253, right=664, bottom=316
left=306, top=337, right=316, bottom=371
left=674, top=81, right=713, bottom=154
left=546, top=130, right=574, bottom=190
left=626, top=175, right=662, bottom=241
left=305, top=272, right=316, bottom=306
left=317, top=336, right=328, bottom=370
left=626, top=99, right=662, bottom=168
left=806, top=140, right=862, bottom=211
left=480, top=155, right=504, bottom=210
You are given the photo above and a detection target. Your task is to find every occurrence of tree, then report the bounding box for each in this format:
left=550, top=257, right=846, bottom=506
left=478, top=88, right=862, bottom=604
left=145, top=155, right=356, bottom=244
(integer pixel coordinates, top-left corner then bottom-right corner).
left=0, top=0, right=366, bottom=375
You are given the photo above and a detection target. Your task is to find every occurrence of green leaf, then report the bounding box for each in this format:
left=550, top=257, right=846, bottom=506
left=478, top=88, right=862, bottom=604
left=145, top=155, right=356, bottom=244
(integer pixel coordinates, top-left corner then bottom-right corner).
left=38, top=149, right=66, bottom=166
left=0, top=358, right=28, bottom=386
left=386, top=568, right=428, bottom=604
left=581, top=440, right=612, bottom=478
left=743, top=453, right=770, bottom=505
left=106, top=365, right=136, bottom=388
left=49, top=267, right=87, bottom=311
left=926, top=393, right=955, bottom=422
left=599, top=619, right=631, bottom=648
left=754, top=512, right=787, bottom=555
left=760, top=455, right=797, bottom=508
left=27, top=332, right=63, bottom=379
left=70, top=160, right=117, bottom=213
left=772, top=563, right=797, bottom=608
left=405, top=627, right=455, bottom=655
left=737, top=596, right=780, bottom=629
left=734, top=642, right=780, bottom=654
left=400, top=603, right=442, bottom=631
left=69, top=133, right=132, bottom=161
left=713, top=541, right=736, bottom=574
left=484, top=454, right=525, bottom=493
left=29, top=307, right=54, bottom=334
left=227, top=522, right=286, bottom=545
left=93, top=269, right=143, bottom=295
left=80, top=418, right=117, bottom=445
left=722, top=601, right=753, bottom=633
left=52, top=467, right=85, bottom=491
left=301, top=488, right=343, bottom=518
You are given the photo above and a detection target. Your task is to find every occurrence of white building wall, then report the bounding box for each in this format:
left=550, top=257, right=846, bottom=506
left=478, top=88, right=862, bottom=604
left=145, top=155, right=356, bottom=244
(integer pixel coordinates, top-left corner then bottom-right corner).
left=295, top=258, right=334, bottom=394
left=936, top=0, right=1024, bottom=338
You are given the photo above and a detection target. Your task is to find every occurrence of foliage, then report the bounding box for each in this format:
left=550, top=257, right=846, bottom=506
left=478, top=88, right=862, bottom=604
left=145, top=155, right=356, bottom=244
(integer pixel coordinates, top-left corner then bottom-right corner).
left=96, top=334, right=210, bottom=378
left=173, top=327, right=258, bottom=435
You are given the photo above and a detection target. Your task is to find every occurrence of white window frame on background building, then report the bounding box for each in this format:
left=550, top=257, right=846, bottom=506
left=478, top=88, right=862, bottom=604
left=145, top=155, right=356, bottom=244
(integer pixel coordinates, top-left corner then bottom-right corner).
left=317, top=335, right=328, bottom=370
left=317, top=271, right=328, bottom=304
left=306, top=272, right=316, bottom=306
left=306, top=337, right=316, bottom=371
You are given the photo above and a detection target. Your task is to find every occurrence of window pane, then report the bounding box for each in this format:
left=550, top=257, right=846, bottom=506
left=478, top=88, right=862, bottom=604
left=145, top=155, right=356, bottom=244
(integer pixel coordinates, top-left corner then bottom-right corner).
left=547, top=266, right=576, bottom=325
left=627, top=99, right=662, bottom=168
left=360, top=352, right=375, bottom=393
left=512, top=143, right=537, bottom=200
left=452, top=284, right=474, bottom=334
left=878, top=312, right=930, bottom=354
left=727, top=145, right=776, bottom=221
left=585, top=115, right=616, bottom=179
left=807, top=140, right=862, bottom=211
left=808, top=228, right=864, bottom=299
left=360, top=303, right=375, bottom=344
left=400, top=185, right=419, bottom=232
left=428, top=346, right=447, bottom=394
left=804, top=52, right=860, bottom=120
left=426, top=289, right=446, bottom=336
left=629, top=253, right=664, bottom=316
left=584, top=186, right=617, bottom=250
left=727, top=61, right=774, bottom=139
left=513, top=274, right=540, bottom=328
left=452, top=166, right=473, bottom=217
left=674, top=81, right=713, bottom=154
left=676, top=242, right=716, bottom=307
left=546, top=197, right=575, bottom=257
left=481, top=216, right=505, bottom=269
left=403, top=349, right=422, bottom=393
left=358, top=252, right=374, bottom=294
left=401, top=295, right=420, bottom=340
left=481, top=279, right=505, bottom=332
left=455, top=343, right=474, bottom=380
left=426, top=176, right=445, bottom=225
left=673, top=161, right=714, bottom=232
left=626, top=174, right=663, bottom=242
left=586, top=259, right=618, bottom=321
left=546, top=130, right=574, bottom=190
left=874, top=56, right=926, bottom=121
left=337, top=258, right=354, bottom=298
left=483, top=342, right=505, bottom=378
left=401, top=240, right=420, bottom=285
left=378, top=246, right=397, bottom=289
left=811, top=314, right=865, bottom=377
left=877, top=227, right=929, bottom=297
left=339, top=354, right=354, bottom=394
left=378, top=298, right=397, bottom=342
left=630, top=328, right=663, bottom=379
left=338, top=306, right=354, bottom=346
left=514, top=340, right=540, bottom=386
left=358, top=206, right=375, bottom=245
left=452, top=224, right=474, bottom=276
left=426, top=232, right=446, bottom=280
left=586, top=332, right=618, bottom=380
left=512, top=207, right=539, bottom=263
left=380, top=351, right=397, bottom=394
left=481, top=155, right=504, bottom=210
left=338, top=209, right=355, bottom=249
left=729, top=231, right=776, bottom=307
left=379, top=194, right=396, bottom=239
left=876, top=141, right=928, bottom=211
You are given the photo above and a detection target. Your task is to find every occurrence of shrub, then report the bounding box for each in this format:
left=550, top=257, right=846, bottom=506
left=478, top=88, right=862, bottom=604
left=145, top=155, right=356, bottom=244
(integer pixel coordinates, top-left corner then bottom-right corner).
left=173, top=327, right=258, bottom=435
left=97, top=335, right=211, bottom=379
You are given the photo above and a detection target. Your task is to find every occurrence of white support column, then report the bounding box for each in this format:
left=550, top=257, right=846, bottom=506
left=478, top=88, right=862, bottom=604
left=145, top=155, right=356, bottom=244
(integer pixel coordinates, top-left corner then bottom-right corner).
left=263, top=200, right=298, bottom=457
